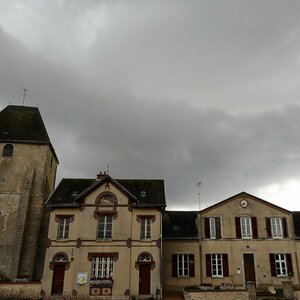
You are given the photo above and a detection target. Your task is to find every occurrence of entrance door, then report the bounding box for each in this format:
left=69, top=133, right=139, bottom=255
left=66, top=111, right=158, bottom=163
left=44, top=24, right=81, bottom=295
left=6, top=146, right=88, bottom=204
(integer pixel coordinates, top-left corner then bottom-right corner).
left=243, top=254, right=256, bottom=286
left=139, top=264, right=151, bottom=295
left=51, top=264, right=65, bottom=295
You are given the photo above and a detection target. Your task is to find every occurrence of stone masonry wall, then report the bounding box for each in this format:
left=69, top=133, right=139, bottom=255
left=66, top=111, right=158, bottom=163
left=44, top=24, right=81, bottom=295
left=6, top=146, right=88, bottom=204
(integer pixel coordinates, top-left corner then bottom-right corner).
left=0, top=283, right=41, bottom=299
left=0, top=143, right=57, bottom=280
left=184, top=291, right=249, bottom=300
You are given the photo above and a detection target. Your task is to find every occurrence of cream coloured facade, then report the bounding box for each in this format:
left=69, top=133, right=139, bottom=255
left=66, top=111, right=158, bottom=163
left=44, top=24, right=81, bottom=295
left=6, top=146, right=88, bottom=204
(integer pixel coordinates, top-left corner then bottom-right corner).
left=43, top=185, right=300, bottom=298
left=200, top=192, right=298, bottom=288
left=42, top=174, right=165, bottom=299
left=162, top=192, right=300, bottom=293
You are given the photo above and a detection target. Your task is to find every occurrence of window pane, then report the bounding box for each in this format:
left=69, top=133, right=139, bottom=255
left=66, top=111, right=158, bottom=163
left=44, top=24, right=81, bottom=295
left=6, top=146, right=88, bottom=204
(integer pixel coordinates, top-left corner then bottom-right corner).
left=141, top=218, right=151, bottom=240
left=210, top=218, right=216, bottom=238
left=240, top=217, right=252, bottom=238
left=97, top=215, right=113, bottom=239
left=271, top=218, right=283, bottom=238
left=92, top=257, right=113, bottom=278
left=57, top=217, right=70, bottom=239
left=274, top=254, right=287, bottom=276
left=211, top=254, right=223, bottom=277
left=177, top=254, right=189, bottom=277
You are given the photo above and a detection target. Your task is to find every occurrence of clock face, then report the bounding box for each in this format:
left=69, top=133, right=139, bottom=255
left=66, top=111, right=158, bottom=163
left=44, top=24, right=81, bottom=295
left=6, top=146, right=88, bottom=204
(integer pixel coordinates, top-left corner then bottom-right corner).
left=240, top=199, right=248, bottom=208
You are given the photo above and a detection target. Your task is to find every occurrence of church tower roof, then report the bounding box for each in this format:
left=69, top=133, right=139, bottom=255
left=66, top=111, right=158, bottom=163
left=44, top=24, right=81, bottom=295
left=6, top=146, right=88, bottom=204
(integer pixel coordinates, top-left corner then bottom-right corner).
left=0, top=105, right=58, bottom=162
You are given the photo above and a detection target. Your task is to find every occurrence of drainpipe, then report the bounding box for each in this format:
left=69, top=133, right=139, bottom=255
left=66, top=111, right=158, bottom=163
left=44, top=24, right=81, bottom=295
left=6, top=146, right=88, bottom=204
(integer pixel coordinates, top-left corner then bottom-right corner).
left=129, top=204, right=133, bottom=297
left=198, top=211, right=202, bottom=284
left=160, top=208, right=163, bottom=299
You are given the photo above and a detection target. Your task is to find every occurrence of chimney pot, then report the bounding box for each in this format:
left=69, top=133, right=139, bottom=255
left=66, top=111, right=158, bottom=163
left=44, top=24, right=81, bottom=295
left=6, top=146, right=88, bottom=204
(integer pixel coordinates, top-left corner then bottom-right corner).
left=96, top=171, right=106, bottom=180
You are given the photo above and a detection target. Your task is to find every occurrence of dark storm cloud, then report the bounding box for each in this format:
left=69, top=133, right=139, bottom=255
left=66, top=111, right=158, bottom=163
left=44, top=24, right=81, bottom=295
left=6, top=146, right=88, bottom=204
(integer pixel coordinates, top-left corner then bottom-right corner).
left=1, top=1, right=300, bottom=209
left=88, top=1, right=300, bottom=110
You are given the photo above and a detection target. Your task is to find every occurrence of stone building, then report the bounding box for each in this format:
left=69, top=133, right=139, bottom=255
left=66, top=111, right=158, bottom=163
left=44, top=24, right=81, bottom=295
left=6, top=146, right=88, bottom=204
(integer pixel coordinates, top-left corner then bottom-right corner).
left=163, top=192, right=300, bottom=292
left=0, top=105, right=58, bottom=281
left=42, top=173, right=165, bottom=298
left=200, top=192, right=297, bottom=287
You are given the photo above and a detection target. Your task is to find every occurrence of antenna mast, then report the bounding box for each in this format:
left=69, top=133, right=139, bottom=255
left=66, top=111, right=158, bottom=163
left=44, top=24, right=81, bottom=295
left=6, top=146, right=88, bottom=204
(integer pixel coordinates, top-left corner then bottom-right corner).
left=21, top=88, right=28, bottom=106
left=197, top=181, right=202, bottom=211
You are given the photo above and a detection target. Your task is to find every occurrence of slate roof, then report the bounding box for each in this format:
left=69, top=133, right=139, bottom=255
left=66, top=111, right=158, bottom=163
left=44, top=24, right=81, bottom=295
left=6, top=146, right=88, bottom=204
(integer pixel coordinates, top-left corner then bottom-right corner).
left=162, top=211, right=198, bottom=239
left=117, top=179, right=165, bottom=206
left=46, top=177, right=166, bottom=207
left=0, top=105, right=58, bottom=162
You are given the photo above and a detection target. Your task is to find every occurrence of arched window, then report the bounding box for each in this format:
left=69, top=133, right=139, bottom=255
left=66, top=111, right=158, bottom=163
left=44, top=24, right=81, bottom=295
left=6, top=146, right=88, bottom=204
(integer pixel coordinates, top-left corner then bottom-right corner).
left=135, top=252, right=155, bottom=270
left=54, top=253, right=68, bottom=263
left=139, top=253, right=152, bottom=262
left=2, top=144, right=13, bottom=157
left=96, top=192, right=117, bottom=206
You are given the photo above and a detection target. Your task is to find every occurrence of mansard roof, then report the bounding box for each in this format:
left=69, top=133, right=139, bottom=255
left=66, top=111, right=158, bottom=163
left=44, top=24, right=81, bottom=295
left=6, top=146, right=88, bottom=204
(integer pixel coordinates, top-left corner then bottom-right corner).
left=46, top=176, right=166, bottom=208
left=162, top=211, right=198, bottom=239
left=0, top=105, right=58, bottom=162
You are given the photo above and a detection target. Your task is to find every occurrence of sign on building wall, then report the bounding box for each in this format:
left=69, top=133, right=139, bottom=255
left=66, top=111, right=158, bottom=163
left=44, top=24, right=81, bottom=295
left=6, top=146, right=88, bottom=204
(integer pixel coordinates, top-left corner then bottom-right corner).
left=77, top=272, right=88, bottom=285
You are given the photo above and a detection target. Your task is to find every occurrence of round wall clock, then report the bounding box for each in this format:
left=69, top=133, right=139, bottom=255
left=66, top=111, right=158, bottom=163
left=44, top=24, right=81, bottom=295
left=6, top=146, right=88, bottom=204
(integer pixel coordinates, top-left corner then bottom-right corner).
left=240, top=199, right=249, bottom=208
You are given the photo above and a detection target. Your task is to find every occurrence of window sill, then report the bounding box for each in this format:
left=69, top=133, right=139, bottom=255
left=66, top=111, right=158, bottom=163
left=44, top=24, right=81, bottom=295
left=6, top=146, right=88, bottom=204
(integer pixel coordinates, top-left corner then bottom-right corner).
left=96, top=238, right=112, bottom=241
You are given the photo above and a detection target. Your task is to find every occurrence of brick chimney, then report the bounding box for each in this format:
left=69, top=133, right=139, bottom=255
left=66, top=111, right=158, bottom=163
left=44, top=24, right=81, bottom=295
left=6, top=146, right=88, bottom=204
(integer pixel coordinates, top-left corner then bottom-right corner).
left=96, top=171, right=107, bottom=180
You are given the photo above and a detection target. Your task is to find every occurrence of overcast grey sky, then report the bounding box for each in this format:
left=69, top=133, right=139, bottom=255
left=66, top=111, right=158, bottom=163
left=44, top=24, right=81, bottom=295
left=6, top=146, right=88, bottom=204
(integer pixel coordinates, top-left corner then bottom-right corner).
left=1, top=0, right=300, bottom=210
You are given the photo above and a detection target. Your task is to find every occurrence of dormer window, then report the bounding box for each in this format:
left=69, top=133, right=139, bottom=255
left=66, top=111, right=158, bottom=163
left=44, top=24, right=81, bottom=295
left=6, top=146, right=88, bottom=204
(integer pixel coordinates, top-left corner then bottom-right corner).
left=2, top=144, right=13, bottom=157
left=71, top=191, right=78, bottom=197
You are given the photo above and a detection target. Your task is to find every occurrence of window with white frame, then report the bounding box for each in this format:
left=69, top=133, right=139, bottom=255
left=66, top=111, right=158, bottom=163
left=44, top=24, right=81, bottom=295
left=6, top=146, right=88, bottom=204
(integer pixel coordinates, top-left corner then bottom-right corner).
left=209, top=218, right=216, bottom=239
left=205, top=217, right=221, bottom=239
left=97, top=215, right=113, bottom=239
left=141, top=218, right=151, bottom=240
left=271, top=217, right=283, bottom=238
left=270, top=253, right=293, bottom=277
left=172, top=254, right=195, bottom=277
left=177, top=254, right=189, bottom=277
left=211, top=254, right=223, bottom=277
left=92, top=256, right=114, bottom=278
left=275, top=254, right=287, bottom=276
left=57, top=217, right=70, bottom=240
left=240, top=217, right=252, bottom=238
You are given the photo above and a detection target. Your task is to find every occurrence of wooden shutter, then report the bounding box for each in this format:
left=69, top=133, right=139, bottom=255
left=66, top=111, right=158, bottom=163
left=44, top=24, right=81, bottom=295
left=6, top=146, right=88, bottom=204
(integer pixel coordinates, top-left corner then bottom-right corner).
left=172, top=255, right=177, bottom=277
left=269, top=254, right=276, bottom=276
left=222, top=254, right=229, bottom=277
left=235, top=217, right=241, bottom=238
left=189, top=254, right=195, bottom=277
left=282, top=218, right=288, bottom=238
left=286, top=254, right=294, bottom=276
left=204, top=218, right=210, bottom=238
left=216, top=217, right=221, bottom=239
left=266, top=218, right=272, bottom=238
left=206, top=254, right=212, bottom=277
left=251, top=217, right=258, bottom=239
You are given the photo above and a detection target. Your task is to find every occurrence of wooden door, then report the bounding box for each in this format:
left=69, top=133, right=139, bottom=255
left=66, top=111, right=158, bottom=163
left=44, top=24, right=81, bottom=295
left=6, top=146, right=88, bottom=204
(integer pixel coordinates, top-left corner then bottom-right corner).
left=51, top=264, right=65, bottom=295
left=139, top=264, right=151, bottom=295
left=243, top=254, right=256, bottom=285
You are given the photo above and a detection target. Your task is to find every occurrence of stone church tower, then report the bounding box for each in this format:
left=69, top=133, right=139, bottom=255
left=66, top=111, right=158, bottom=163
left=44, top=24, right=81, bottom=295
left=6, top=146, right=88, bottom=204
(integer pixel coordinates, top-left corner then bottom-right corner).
left=0, top=105, right=58, bottom=281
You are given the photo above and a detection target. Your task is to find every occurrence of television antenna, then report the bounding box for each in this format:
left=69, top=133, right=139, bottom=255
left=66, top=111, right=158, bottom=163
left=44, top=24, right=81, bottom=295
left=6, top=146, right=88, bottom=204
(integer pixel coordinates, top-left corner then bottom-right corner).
left=21, top=88, right=28, bottom=106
